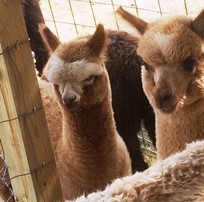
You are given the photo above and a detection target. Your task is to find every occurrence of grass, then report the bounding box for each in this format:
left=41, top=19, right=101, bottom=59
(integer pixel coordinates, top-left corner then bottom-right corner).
left=138, top=128, right=157, bottom=166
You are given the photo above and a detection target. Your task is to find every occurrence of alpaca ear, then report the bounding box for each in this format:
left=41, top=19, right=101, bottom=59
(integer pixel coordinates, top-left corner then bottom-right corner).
left=88, top=23, right=107, bottom=56
left=38, top=23, right=61, bottom=53
left=116, top=7, right=148, bottom=35
left=192, top=10, right=204, bottom=38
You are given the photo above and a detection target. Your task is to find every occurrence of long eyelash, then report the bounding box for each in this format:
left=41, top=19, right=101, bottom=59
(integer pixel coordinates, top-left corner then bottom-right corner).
left=144, top=63, right=154, bottom=73
left=85, top=75, right=94, bottom=81
left=181, top=57, right=197, bottom=73
left=84, top=75, right=99, bottom=82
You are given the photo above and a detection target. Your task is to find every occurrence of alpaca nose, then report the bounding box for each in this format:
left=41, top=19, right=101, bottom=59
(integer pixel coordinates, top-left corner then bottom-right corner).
left=62, top=93, right=78, bottom=107
left=153, top=87, right=172, bottom=104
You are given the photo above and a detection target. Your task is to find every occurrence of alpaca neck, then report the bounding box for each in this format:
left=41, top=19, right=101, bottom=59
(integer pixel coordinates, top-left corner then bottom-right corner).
left=60, top=97, right=117, bottom=145
left=156, top=98, right=204, bottom=159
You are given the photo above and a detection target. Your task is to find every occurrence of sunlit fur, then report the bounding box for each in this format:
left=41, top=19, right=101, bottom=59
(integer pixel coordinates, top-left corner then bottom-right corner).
left=139, top=15, right=204, bottom=159
left=44, top=56, right=106, bottom=111
left=67, top=140, right=204, bottom=202
left=117, top=8, right=204, bottom=160
left=139, top=17, right=204, bottom=112
left=39, top=24, right=131, bottom=200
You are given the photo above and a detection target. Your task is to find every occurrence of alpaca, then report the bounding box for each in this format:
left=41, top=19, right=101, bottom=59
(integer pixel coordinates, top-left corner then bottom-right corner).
left=117, top=7, right=204, bottom=159
left=66, top=140, right=204, bottom=202
left=22, top=0, right=156, bottom=172
left=105, top=30, right=156, bottom=172
left=21, top=0, right=49, bottom=76
left=39, top=23, right=131, bottom=200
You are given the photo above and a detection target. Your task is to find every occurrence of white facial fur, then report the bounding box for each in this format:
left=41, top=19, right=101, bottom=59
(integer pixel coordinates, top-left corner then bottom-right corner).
left=44, top=54, right=104, bottom=106
left=44, top=54, right=103, bottom=84
left=142, top=60, right=198, bottom=113
left=153, top=32, right=174, bottom=56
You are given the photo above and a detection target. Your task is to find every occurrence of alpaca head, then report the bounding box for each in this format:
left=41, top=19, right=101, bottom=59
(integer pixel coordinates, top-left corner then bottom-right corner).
left=117, top=8, right=204, bottom=114
left=40, top=24, right=109, bottom=111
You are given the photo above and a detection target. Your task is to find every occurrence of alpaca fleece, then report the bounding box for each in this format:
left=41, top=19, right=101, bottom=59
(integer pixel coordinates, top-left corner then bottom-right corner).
left=67, top=140, right=204, bottom=202
left=117, top=7, right=204, bottom=160
left=39, top=24, right=131, bottom=200
left=21, top=0, right=49, bottom=76
left=22, top=0, right=156, bottom=172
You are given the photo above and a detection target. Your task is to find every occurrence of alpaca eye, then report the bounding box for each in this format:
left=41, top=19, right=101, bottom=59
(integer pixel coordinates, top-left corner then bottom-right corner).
left=84, top=75, right=98, bottom=85
left=182, top=57, right=197, bottom=73
left=144, top=63, right=154, bottom=73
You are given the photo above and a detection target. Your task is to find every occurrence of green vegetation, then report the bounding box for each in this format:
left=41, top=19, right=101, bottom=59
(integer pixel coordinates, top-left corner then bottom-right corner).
left=137, top=129, right=157, bottom=166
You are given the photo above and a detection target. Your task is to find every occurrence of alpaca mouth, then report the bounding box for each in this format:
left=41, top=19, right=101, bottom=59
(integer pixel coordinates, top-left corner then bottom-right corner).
left=160, top=106, right=176, bottom=113
left=159, top=103, right=177, bottom=114
left=64, top=102, right=80, bottom=111
left=154, top=95, right=178, bottom=114
left=156, top=100, right=177, bottom=114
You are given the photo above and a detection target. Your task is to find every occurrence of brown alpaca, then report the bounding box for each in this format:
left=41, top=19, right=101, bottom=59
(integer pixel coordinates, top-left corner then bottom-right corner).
left=117, top=8, right=204, bottom=159
left=21, top=0, right=156, bottom=172
left=39, top=24, right=131, bottom=200
left=67, top=140, right=204, bottom=202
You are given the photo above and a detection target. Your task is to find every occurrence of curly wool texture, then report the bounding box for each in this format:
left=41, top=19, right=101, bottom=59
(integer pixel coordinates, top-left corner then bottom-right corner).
left=105, top=30, right=155, bottom=172
left=21, top=0, right=49, bottom=76
left=67, top=140, right=204, bottom=202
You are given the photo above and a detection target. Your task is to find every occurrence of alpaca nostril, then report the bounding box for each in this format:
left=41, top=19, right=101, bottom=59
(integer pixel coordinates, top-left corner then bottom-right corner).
left=153, top=88, right=172, bottom=103
left=159, top=89, right=172, bottom=102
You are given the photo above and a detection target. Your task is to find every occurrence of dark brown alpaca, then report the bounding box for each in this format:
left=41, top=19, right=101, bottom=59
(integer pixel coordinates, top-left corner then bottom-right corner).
left=22, top=0, right=156, bottom=172
left=21, top=0, right=49, bottom=76
left=105, top=30, right=156, bottom=171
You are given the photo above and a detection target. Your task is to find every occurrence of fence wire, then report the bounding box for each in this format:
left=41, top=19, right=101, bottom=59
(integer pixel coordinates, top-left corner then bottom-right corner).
left=0, top=39, right=58, bottom=201
left=39, top=0, right=204, bottom=42
left=2, top=1, right=203, bottom=199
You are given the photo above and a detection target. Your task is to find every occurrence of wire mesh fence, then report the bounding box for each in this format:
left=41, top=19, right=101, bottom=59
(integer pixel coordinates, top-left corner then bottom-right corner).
left=38, top=0, right=204, bottom=165
left=39, top=0, right=204, bottom=41
left=0, top=1, right=203, bottom=200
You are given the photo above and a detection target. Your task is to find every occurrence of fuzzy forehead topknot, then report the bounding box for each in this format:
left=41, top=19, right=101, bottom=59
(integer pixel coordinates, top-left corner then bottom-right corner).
left=137, top=16, right=203, bottom=65
left=44, top=54, right=104, bottom=84
left=55, top=39, right=94, bottom=63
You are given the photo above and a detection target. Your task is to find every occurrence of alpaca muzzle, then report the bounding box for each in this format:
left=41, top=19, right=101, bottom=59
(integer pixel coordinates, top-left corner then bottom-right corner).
left=62, top=93, right=80, bottom=109
left=153, top=86, right=177, bottom=113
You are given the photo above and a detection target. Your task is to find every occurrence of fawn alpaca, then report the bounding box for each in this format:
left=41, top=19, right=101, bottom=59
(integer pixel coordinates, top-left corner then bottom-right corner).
left=39, top=24, right=131, bottom=200
left=117, top=8, right=204, bottom=159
